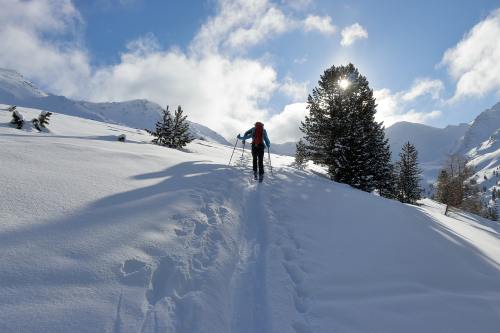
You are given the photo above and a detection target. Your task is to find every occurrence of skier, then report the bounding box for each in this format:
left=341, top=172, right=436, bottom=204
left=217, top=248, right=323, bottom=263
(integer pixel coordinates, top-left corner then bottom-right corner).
left=237, top=122, right=271, bottom=182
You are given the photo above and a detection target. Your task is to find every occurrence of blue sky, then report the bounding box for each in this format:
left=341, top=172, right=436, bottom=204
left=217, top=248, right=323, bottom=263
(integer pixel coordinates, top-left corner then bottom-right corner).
left=1, top=0, right=499, bottom=142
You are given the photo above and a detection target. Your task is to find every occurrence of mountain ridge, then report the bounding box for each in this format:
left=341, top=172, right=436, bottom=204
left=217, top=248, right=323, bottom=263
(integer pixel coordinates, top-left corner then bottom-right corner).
left=0, top=68, right=230, bottom=146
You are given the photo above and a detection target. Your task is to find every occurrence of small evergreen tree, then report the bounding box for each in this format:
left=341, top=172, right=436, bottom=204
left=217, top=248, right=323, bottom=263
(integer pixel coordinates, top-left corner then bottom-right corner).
left=10, top=109, right=24, bottom=129
left=395, top=142, right=422, bottom=204
left=171, top=106, right=194, bottom=148
left=32, top=118, right=41, bottom=131
left=150, top=106, right=174, bottom=146
left=295, top=139, right=307, bottom=168
left=371, top=123, right=397, bottom=198
left=149, top=105, right=193, bottom=149
left=39, top=111, right=52, bottom=128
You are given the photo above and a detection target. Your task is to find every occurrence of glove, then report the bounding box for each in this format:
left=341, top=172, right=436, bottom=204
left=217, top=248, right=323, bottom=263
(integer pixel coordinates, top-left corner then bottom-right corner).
left=237, top=134, right=241, bottom=139
left=267, top=143, right=271, bottom=148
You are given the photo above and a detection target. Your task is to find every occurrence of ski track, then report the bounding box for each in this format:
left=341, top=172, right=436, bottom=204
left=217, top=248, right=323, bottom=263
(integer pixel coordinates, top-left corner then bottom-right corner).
left=124, top=153, right=289, bottom=333
left=230, top=177, right=271, bottom=332
left=127, top=154, right=306, bottom=333
left=267, top=173, right=313, bottom=333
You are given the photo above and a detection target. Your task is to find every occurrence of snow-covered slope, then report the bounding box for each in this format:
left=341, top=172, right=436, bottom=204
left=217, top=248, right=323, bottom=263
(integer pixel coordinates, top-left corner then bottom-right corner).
left=0, top=68, right=48, bottom=100
left=0, top=68, right=230, bottom=146
left=454, top=103, right=500, bottom=208
left=2, top=105, right=500, bottom=332
left=458, top=102, right=500, bottom=155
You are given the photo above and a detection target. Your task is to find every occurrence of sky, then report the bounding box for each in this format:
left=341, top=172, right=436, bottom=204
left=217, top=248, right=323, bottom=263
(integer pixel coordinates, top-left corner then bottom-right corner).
left=0, top=0, right=499, bottom=143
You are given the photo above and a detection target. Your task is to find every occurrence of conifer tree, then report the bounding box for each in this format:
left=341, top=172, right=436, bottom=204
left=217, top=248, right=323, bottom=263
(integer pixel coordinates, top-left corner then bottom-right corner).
left=10, top=109, right=24, bottom=129
left=395, top=142, right=422, bottom=204
left=295, top=139, right=307, bottom=168
left=149, top=105, right=193, bottom=149
left=150, top=106, right=174, bottom=147
left=32, top=111, right=53, bottom=131
left=171, top=106, right=193, bottom=148
left=300, top=63, right=394, bottom=195
left=39, top=111, right=52, bottom=128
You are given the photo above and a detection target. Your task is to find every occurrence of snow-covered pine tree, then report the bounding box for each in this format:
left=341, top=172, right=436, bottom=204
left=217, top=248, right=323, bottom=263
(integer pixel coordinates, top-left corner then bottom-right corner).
left=39, top=111, right=52, bottom=128
left=149, top=106, right=193, bottom=149
left=10, top=109, right=24, bottom=129
left=300, top=63, right=393, bottom=194
left=150, top=106, right=174, bottom=147
left=31, top=111, right=53, bottom=131
left=171, top=106, right=193, bottom=148
left=395, top=142, right=422, bottom=204
left=370, top=122, right=396, bottom=198
left=295, top=139, right=307, bottom=168
left=32, top=118, right=41, bottom=131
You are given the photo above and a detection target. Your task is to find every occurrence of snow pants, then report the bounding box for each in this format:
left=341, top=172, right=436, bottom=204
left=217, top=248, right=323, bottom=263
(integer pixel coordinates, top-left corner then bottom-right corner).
left=252, top=143, right=265, bottom=175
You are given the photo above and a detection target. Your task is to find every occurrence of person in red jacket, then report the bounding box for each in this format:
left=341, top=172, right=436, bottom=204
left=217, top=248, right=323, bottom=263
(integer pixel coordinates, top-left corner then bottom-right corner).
left=237, top=122, right=271, bottom=181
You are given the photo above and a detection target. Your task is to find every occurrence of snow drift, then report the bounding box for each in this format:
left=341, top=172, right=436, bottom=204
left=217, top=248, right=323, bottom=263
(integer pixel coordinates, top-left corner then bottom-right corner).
left=1, top=105, right=500, bottom=332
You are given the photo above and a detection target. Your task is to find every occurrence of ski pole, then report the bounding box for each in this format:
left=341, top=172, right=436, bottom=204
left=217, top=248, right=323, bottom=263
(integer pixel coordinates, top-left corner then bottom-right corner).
left=241, top=141, right=246, bottom=158
left=268, top=147, right=273, bottom=175
left=228, top=138, right=239, bottom=166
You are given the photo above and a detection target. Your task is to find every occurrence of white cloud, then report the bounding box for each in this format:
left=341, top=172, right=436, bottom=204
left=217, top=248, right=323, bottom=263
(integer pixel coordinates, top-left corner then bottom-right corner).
left=279, top=77, right=309, bottom=101
left=0, top=0, right=321, bottom=141
left=441, top=8, right=500, bottom=101
left=340, top=23, right=368, bottom=46
left=303, top=15, right=336, bottom=35
left=192, top=0, right=295, bottom=54
left=192, top=1, right=337, bottom=53
left=224, top=7, right=291, bottom=49
left=0, top=0, right=91, bottom=97
left=267, top=102, right=308, bottom=142
left=87, top=41, right=278, bottom=137
left=401, top=79, right=444, bottom=102
left=374, top=78, right=445, bottom=126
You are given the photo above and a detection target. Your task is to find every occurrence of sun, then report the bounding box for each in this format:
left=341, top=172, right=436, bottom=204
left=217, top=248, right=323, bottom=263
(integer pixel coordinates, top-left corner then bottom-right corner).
left=339, top=78, right=350, bottom=90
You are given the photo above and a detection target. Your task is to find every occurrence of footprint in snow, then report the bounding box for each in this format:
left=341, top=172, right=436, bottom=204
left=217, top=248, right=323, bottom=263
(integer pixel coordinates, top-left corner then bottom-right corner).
left=120, top=259, right=150, bottom=286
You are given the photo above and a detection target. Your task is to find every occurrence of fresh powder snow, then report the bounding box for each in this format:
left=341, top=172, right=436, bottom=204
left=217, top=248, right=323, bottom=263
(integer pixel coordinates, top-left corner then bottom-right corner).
left=1, top=105, right=500, bottom=332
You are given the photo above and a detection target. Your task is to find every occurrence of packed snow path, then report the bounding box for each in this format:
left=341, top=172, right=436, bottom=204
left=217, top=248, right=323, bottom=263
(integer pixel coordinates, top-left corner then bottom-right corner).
left=1, top=107, right=500, bottom=332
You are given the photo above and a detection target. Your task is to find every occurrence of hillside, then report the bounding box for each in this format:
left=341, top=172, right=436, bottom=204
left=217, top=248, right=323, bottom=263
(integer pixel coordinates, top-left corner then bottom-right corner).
left=1, top=105, right=500, bottom=332
left=0, top=68, right=230, bottom=146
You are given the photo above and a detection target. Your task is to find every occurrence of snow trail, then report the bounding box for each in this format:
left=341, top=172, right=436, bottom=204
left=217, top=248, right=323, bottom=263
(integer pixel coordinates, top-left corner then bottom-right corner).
left=230, top=180, right=271, bottom=332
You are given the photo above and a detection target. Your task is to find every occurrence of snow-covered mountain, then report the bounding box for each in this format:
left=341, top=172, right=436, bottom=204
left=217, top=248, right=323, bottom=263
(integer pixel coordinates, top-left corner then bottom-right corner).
left=458, top=102, right=500, bottom=155
left=458, top=103, right=500, bottom=203
left=0, top=68, right=47, bottom=100
left=386, top=102, right=500, bottom=208
left=2, top=105, right=500, bottom=332
left=385, top=121, right=469, bottom=183
left=0, top=68, right=230, bottom=146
